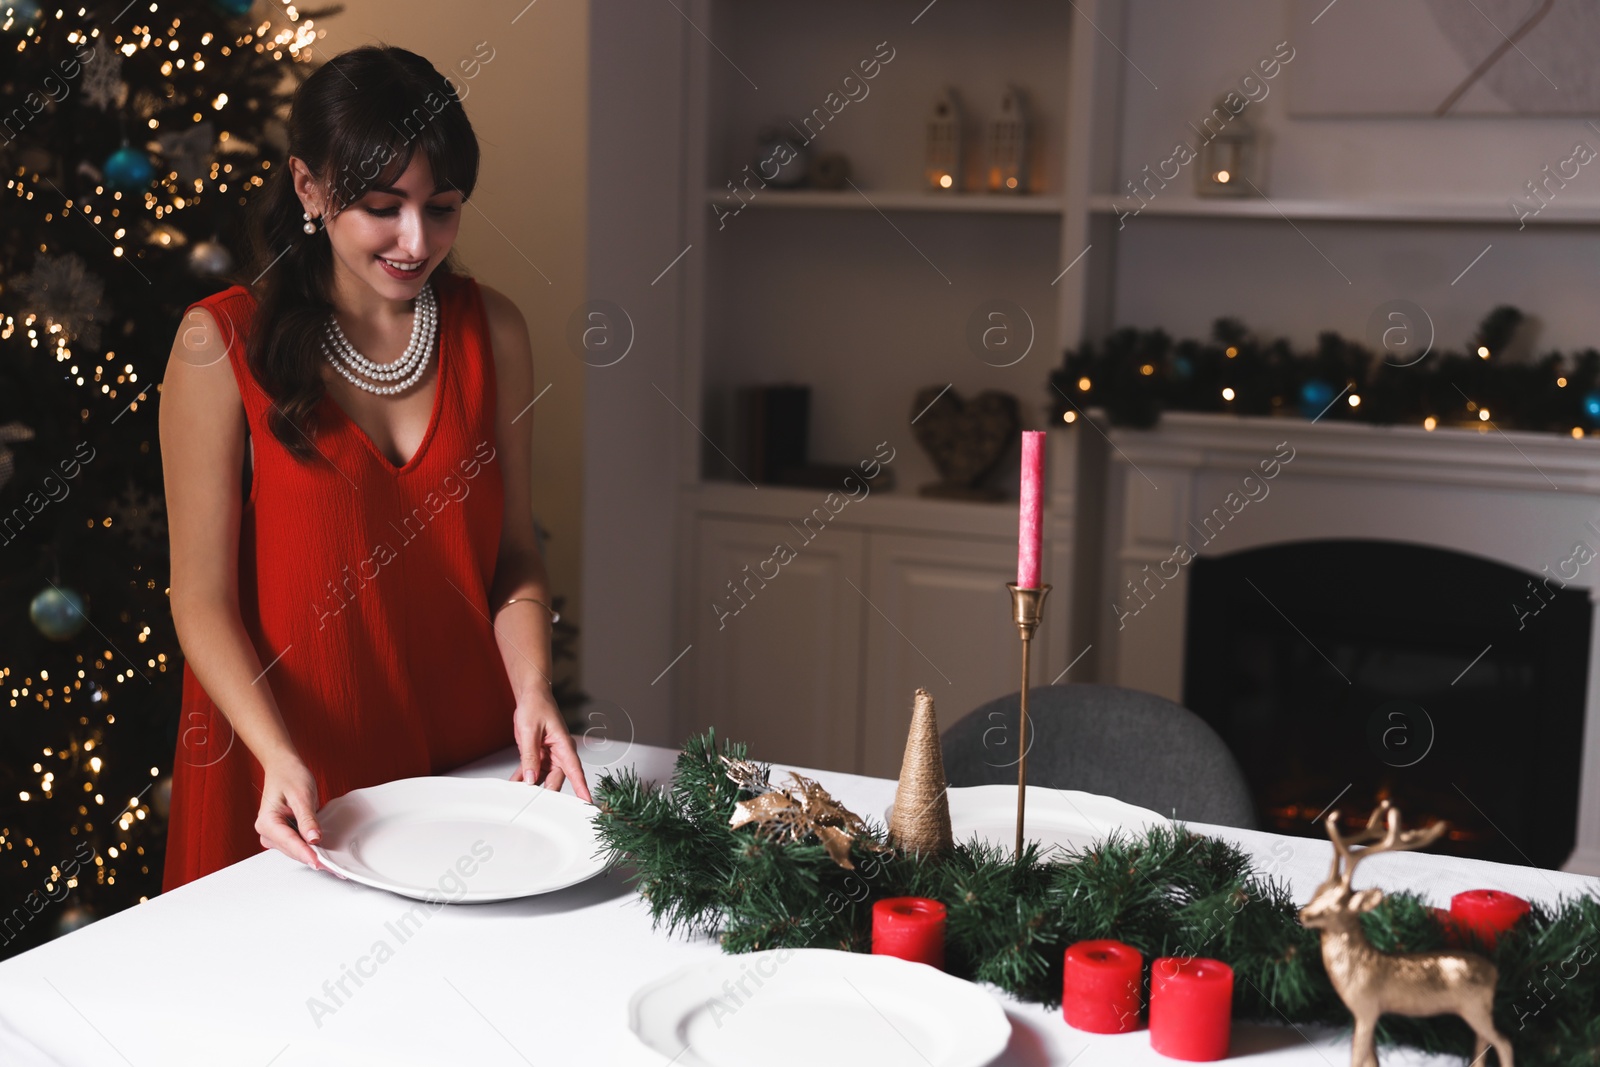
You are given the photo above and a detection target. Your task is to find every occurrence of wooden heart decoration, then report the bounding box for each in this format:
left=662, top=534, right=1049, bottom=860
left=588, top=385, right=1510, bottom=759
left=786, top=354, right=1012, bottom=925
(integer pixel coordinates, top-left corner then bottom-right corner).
left=909, top=386, right=1019, bottom=491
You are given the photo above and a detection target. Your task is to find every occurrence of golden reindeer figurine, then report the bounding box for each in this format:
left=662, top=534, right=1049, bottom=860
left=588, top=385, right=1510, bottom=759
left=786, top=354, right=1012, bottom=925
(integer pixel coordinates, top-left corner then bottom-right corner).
left=1298, top=801, right=1512, bottom=1067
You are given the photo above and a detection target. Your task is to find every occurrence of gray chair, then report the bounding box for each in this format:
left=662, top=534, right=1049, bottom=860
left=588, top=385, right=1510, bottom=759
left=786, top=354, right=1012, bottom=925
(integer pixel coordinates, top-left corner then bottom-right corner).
left=940, top=684, right=1257, bottom=828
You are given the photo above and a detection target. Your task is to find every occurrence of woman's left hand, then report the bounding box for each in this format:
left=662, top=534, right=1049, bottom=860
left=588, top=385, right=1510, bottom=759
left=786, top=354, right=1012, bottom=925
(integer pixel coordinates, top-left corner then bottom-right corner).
left=510, top=691, right=592, bottom=802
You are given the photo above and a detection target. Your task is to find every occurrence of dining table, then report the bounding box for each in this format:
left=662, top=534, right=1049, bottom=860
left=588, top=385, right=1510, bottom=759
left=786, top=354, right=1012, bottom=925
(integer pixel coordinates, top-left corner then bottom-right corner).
left=0, top=738, right=1594, bottom=1066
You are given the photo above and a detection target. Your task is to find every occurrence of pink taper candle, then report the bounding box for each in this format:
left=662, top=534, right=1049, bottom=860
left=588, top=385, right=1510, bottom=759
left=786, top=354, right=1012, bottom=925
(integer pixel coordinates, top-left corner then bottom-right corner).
left=1017, top=431, right=1045, bottom=588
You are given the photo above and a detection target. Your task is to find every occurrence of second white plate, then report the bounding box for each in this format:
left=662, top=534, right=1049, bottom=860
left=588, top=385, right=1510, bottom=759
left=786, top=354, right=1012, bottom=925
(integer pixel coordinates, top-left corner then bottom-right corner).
left=311, top=775, right=606, bottom=902
left=629, top=948, right=1010, bottom=1067
left=888, top=784, right=1168, bottom=861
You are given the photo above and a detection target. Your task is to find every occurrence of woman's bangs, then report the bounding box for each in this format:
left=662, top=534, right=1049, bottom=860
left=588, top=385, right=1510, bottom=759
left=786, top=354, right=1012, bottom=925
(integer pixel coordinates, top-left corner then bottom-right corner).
left=326, top=97, right=476, bottom=210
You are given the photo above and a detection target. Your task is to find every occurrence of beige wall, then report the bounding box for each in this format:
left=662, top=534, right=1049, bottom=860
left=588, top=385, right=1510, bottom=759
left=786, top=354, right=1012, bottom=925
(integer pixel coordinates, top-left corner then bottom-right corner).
left=313, top=2, right=589, bottom=676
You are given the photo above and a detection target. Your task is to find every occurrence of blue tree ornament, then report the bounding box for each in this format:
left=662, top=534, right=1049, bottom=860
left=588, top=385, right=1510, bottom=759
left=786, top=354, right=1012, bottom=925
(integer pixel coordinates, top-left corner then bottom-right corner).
left=102, top=145, right=155, bottom=193
left=1582, top=391, right=1600, bottom=426
left=29, top=586, right=88, bottom=641
left=1299, top=379, right=1336, bottom=420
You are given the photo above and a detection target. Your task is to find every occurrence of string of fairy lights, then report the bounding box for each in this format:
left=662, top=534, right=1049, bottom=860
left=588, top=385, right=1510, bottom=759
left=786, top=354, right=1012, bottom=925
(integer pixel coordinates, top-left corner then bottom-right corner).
left=2, top=2, right=321, bottom=910
left=1050, top=315, right=1600, bottom=438
left=1059, top=352, right=1590, bottom=436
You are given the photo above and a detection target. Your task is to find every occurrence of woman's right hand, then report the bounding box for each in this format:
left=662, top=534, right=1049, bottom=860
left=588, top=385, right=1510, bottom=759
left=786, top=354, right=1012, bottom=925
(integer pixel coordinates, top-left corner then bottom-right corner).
left=256, top=755, right=338, bottom=875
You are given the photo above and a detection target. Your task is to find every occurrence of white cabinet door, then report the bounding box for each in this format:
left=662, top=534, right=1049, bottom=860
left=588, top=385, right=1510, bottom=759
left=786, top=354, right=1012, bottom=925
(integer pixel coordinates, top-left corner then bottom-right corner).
left=860, top=532, right=1032, bottom=779
left=685, top=517, right=867, bottom=775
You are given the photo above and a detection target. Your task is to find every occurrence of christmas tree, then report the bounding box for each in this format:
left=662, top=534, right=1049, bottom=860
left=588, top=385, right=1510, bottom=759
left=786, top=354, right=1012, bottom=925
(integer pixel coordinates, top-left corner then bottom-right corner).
left=0, top=0, right=334, bottom=959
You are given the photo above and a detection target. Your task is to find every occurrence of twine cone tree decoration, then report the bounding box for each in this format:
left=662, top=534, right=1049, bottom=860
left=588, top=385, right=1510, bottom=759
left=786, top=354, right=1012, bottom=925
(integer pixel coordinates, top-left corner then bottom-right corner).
left=888, top=688, right=954, bottom=856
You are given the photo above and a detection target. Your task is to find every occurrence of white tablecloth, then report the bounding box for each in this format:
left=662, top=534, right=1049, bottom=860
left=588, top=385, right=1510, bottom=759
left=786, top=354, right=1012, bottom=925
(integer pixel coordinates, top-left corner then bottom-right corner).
left=1, top=742, right=1594, bottom=1066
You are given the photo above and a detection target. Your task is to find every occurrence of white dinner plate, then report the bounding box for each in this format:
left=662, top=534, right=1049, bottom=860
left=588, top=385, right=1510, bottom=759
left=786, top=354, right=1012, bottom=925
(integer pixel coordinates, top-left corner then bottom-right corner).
left=888, top=785, right=1168, bottom=861
left=628, top=948, right=1010, bottom=1067
left=310, top=776, right=606, bottom=902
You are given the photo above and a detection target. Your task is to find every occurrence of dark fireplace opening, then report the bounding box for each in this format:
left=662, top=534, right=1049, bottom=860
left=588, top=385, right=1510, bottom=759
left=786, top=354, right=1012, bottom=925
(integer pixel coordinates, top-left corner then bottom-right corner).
left=1183, top=539, right=1589, bottom=869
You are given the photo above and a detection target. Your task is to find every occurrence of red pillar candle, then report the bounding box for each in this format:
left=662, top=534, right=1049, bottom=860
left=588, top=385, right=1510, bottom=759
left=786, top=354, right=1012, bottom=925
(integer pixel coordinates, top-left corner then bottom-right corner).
left=871, top=897, right=946, bottom=969
left=1062, top=939, right=1143, bottom=1033
left=1149, top=957, right=1233, bottom=1061
left=1017, top=430, right=1045, bottom=588
left=1450, top=889, right=1530, bottom=949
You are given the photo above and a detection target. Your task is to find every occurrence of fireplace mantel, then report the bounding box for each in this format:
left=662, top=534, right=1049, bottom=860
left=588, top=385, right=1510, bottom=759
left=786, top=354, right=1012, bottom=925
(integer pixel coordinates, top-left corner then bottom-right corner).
left=1085, top=411, right=1600, bottom=874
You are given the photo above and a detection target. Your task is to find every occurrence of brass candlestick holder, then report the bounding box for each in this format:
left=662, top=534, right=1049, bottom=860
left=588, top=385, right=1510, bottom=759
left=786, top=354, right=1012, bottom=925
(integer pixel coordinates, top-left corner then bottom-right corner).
left=1006, top=581, right=1050, bottom=859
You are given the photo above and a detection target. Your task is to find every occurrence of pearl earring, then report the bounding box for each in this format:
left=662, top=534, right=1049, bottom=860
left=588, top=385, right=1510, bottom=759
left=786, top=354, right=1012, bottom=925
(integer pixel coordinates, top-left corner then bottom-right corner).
left=302, top=210, right=320, bottom=235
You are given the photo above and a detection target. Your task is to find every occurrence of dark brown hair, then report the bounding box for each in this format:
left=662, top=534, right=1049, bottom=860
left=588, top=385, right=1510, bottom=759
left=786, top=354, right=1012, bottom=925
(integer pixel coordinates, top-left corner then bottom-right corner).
left=238, top=45, right=480, bottom=461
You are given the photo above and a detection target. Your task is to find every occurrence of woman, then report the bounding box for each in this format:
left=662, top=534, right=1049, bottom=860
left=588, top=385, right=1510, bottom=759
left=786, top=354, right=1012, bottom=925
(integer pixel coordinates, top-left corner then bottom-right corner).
left=160, top=45, right=589, bottom=893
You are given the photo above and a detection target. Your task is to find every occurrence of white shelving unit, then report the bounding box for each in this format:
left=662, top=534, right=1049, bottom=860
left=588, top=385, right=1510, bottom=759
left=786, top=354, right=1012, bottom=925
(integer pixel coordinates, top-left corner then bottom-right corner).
left=582, top=0, right=1600, bottom=845
left=1082, top=0, right=1600, bottom=352
left=665, top=0, right=1110, bottom=776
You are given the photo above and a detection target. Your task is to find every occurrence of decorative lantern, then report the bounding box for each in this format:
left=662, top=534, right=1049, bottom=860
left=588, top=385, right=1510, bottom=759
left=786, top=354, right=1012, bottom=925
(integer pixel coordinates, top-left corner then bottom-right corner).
left=1194, top=97, right=1259, bottom=197
left=986, top=85, right=1031, bottom=194
left=925, top=88, right=964, bottom=193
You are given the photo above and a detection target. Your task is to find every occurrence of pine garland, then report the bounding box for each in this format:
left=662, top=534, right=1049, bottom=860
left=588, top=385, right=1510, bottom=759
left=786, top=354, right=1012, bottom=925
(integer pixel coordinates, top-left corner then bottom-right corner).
left=1046, top=307, right=1600, bottom=437
left=593, top=731, right=1600, bottom=1066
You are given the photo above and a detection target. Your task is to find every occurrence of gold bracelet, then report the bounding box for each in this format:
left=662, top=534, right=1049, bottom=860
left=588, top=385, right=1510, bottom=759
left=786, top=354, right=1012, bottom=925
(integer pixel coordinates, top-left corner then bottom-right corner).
left=495, top=596, right=560, bottom=624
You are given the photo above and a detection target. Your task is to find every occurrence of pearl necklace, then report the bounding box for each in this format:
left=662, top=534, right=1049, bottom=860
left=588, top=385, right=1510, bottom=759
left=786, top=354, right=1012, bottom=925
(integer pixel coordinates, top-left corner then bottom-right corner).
left=322, top=282, right=438, bottom=396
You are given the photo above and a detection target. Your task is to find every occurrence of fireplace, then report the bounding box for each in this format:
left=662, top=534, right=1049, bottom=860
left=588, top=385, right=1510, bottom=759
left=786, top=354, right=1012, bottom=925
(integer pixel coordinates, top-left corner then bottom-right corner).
left=1089, top=412, right=1600, bottom=873
left=1182, top=539, right=1589, bottom=869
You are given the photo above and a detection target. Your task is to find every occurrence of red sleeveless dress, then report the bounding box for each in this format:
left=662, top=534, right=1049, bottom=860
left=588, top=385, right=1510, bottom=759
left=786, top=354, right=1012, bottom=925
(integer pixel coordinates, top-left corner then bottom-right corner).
left=162, top=270, right=516, bottom=892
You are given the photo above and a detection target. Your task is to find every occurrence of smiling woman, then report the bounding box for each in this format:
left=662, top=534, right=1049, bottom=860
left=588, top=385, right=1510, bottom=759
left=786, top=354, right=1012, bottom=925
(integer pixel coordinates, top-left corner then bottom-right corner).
left=158, top=44, right=590, bottom=894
